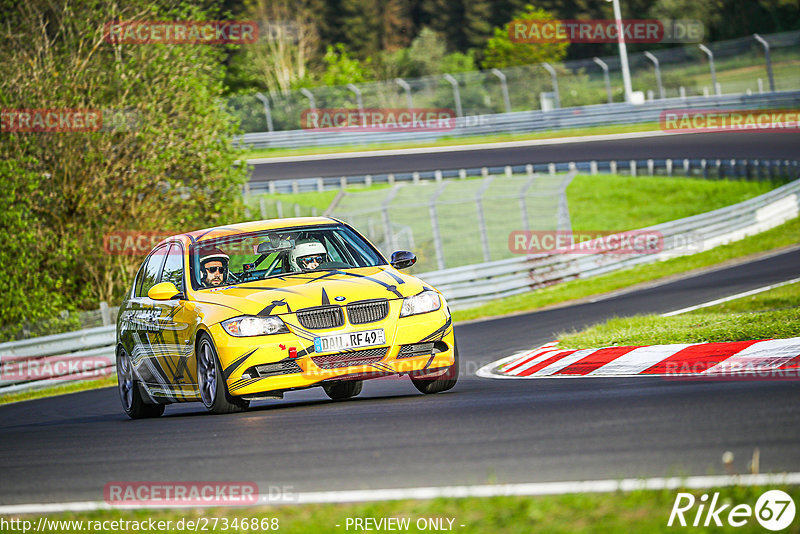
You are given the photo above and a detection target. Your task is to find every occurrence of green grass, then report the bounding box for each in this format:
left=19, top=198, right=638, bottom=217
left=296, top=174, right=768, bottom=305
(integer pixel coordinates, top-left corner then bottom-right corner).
left=8, top=485, right=799, bottom=533
left=451, top=216, right=800, bottom=323
left=243, top=122, right=662, bottom=159
left=557, top=280, right=800, bottom=348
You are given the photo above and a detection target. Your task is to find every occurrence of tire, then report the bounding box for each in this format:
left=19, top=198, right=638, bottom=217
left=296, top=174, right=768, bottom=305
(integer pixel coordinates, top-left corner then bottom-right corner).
left=323, top=380, right=363, bottom=400
left=410, top=341, right=459, bottom=394
left=117, top=346, right=164, bottom=419
left=197, top=334, right=249, bottom=414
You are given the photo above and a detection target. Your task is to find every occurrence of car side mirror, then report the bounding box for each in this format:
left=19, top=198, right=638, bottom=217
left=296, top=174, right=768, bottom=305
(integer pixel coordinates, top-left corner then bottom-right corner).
left=148, top=282, right=182, bottom=301
left=390, top=250, right=416, bottom=270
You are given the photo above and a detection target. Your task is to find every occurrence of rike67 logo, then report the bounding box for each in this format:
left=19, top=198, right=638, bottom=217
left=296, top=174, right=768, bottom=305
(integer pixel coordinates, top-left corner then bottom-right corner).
left=668, top=490, right=796, bottom=531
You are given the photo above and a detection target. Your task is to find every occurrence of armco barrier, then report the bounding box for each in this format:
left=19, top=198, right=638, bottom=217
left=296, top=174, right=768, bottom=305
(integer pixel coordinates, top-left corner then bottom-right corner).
left=418, top=174, right=800, bottom=309
left=3, top=169, right=799, bottom=394
left=247, top=156, right=800, bottom=196
left=0, top=325, right=116, bottom=395
left=238, top=90, right=800, bottom=150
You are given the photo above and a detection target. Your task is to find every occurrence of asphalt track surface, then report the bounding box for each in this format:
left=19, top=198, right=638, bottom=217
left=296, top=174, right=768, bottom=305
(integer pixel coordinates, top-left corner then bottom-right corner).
left=249, top=131, right=800, bottom=181
left=1, top=248, right=798, bottom=506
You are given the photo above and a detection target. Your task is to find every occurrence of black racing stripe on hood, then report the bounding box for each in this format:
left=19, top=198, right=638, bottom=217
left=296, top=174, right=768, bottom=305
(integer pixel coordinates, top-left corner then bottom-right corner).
left=258, top=299, right=291, bottom=316
left=223, top=348, right=257, bottom=380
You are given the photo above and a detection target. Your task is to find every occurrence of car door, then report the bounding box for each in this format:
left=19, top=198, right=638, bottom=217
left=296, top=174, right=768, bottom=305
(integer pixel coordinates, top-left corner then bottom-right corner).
left=150, top=242, right=197, bottom=399
left=129, top=244, right=169, bottom=389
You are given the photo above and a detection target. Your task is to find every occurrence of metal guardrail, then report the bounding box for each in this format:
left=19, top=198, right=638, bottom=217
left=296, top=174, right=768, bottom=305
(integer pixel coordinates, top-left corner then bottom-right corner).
left=0, top=325, right=116, bottom=395
left=238, top=90, right=800, bottom=150
left=419, top=172, right=800, bottom=309
left=248, top=156, right=800, bottom=196
left=4, top=162, right=799, bottom=394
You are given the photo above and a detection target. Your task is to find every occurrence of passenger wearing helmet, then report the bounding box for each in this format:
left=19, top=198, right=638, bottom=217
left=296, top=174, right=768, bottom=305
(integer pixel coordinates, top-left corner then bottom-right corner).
left=290, top=240, right=328, bottom=271
left=199, top=246, right=230, bottom=287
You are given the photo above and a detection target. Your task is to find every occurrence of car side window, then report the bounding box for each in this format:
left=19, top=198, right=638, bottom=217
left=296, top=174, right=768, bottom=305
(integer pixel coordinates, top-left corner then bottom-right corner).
left=161, top=243, right=184, bottom=292
left=136, top=245, right=168, bottom=298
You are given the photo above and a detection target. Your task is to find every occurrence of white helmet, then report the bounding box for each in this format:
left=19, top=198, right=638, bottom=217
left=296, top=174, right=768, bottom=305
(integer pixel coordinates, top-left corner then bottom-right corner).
left=290, top=240, right=327, bottom=270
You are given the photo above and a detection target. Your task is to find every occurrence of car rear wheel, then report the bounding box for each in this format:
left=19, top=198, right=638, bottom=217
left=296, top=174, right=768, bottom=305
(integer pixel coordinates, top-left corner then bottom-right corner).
left=197, top=334, right=249, bottom=414
left=410, top=341, right=459, bottom=394
left=323, top=380, right=363, bottom=400
left=117, top=346, right=164, bottom=419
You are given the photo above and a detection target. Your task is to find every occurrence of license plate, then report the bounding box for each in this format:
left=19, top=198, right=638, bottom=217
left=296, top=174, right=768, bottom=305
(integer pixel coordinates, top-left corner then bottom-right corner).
left=314, top=329, right=385, bottom=353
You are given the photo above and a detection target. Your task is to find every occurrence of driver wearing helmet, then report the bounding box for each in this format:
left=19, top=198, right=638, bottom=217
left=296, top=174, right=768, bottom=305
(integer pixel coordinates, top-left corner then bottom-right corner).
left=199, top=246, right=230, bottom=287
left=290, top=240, right=328, bottom=271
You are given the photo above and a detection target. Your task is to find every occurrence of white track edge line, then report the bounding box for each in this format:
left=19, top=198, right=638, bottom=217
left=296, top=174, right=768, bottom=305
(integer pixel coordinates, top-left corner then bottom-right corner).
left=246, top=130, right=693, bottom=164
left=662, top=276, right=800, bottom=317
left=3, top=473, right=799, bottom=514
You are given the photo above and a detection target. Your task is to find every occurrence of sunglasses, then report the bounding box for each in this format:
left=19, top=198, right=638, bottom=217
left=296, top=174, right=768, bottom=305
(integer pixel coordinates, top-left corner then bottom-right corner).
left=300, top=255, right=323, bottom=265
left=206, top=266, right=224, bottom=274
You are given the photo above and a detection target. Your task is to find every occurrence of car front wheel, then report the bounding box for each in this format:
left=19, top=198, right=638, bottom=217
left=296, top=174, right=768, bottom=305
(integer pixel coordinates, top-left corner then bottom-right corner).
left=410, top=341, right=459, bottom=394
left=197, top=334, right=249, bottom=414
left=323, top=380, right=363, bottom=400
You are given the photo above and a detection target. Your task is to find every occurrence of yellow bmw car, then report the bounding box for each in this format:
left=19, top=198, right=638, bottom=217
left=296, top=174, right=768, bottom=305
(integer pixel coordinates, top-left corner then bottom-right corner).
left=115, top=217, right=458, bottom=418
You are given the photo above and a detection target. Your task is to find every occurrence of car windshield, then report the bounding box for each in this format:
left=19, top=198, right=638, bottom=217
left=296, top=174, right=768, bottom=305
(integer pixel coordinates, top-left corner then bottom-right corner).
left=189, top=224, right=386, bottom=290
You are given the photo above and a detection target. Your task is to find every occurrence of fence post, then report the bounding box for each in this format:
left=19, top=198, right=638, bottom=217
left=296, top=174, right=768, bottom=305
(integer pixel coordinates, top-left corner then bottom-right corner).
left=643, top=51, right=664, bottom=100
left=340, top=176, right=348, bottom=189
left=346, top=83, right=364, bottom=114
left=610, top=160, right=617, bottom=175
left=268, top=181, right=276, bottom=195
left=255, top=92, right=274, bottom=132
left=429, top=183, right=448, bottom=270
left=365, top=174, right=372, bottom=187
left=459, top=169, right=467, bottom=180
left=753, top=34, right=775, bottom=92
left=435, top=170, right=443, bottom=182
left=698, top=44, right=720, bottom=96
left=683, top=159, right=690, bottom=176
left=442, top=74, right=463, bottom=117
left=395, top=78, right=413, bottom=111
left=491, top=68, right=512, bottom=113
left=475, top=175, right=495, bottom=262
left=259, top=197, right=267, bottom=218
left=317, top=178, right=324, bottom=192
left=519, top=173, right=538, bottom=232
left=276, top=201, right=283, bottom=218
left=593, top=57, right=613, bottom=104
left=647, top=159, right=654, bottom=176
left=505, top=165, right=513, bottom=178
left=388, top=173, right=395, bottom=186
left=548, top=163, right=556, bottom=176
left=542, top=63, right=561, bottom=108
left=666, top=158, right=673, bottom=177
left=630, top=160, right=637, bottom=177
left=292, top=180, right=299, bottom=194
left=413, top=171, right=420, bottom=185
left=557, top=170, right=578, bottom=233
left=590, top=161, right=598, bottom=175
left=300, top=88, right=316, bottom=110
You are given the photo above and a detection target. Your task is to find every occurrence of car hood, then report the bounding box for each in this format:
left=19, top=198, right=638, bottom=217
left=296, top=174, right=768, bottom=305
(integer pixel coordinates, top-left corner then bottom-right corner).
left=191, top=266, right=430, bottom=316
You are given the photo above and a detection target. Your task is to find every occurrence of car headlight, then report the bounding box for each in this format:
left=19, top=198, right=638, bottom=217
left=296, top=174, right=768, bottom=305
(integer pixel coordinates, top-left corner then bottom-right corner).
left=400, top=291, right=442, bottom=317
left=222, top=316, right=289, bottom=337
